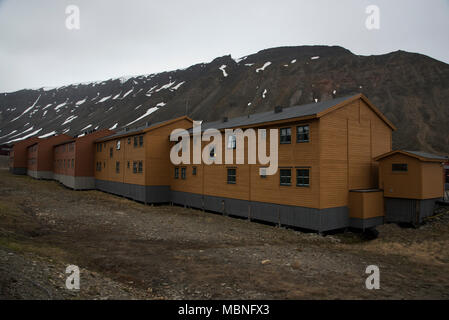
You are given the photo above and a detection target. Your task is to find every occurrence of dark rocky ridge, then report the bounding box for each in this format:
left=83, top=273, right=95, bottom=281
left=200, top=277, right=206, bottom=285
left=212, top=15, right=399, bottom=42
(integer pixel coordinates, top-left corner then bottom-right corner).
left=1, top=45, right=448, bottom=154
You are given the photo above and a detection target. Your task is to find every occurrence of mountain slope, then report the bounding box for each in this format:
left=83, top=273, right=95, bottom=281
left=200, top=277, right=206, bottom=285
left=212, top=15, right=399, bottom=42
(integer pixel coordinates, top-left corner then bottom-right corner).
left=1, top=45, right=448, bottom=153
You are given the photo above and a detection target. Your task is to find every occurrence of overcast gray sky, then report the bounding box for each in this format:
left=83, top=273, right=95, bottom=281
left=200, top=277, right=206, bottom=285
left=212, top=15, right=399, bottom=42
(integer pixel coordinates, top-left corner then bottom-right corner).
left=0, top=0, right=448, bottom=93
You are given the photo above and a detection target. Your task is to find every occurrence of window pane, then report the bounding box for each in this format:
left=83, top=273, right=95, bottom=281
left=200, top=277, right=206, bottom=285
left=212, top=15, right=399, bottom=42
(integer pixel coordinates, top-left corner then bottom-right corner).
left=227, top=168, right=236, bottom=184
left=138, top=161, right=143, bottom=173
left=392, top=163, right=408, bottom=172
left=181, top=167, right=186, bottom=179
left=297, top=125, right=310, bottom=142
left=296, top=169, right=310, bottom=186
left=280, top=169, right=291, bottom=185
left=280, top=128, right=291, bottom=144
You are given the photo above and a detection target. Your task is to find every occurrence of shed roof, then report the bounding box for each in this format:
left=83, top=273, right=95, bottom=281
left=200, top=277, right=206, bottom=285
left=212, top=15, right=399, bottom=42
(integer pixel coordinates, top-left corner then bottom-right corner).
left=374, top=150, right=448, bottom=162
left=188, top=93, right=395, bottom=133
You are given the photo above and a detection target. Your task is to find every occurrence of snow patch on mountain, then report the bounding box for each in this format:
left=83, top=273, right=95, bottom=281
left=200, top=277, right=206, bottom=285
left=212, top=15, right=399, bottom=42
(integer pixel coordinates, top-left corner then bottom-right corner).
left=170, top=81, right=185, bottom=91
left=262, top=89, right=267, bottom=99
left=38, top=131, right=56, bottom=138
left=256, top=62, right=272, bottom=73
left=80, top=124, right=92, bottom=131
left=75, top=98, right=87, bottom=106
left=6, top=128, right=42, bottom=144
left=62, top=115, right=78, bottom=125
left=122, top=88, right=134, bottom=98
left=98, top=95, right=112, bottom=103
left=219, top=65, right=228, bottom=77
left=155, top=81, right=175, bottom=92
left=11, top=94, right=41, bottom=122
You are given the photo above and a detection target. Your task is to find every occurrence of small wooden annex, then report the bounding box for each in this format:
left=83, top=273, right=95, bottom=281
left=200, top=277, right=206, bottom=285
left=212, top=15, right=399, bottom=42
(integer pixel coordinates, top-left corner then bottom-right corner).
left=94, top=116, right=192, bottom=203
left=374, top=150, right=446, bottom=224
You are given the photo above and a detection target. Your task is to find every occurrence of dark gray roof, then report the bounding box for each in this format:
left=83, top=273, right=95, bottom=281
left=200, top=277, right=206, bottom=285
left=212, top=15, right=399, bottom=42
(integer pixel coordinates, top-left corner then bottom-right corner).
left=404, top=150, right=448, bottom=160
left=95, top=119, right=169, bottom=142
left=96, top=126, right=145, bottom=142
left=189, top=94, right=359, bottom=133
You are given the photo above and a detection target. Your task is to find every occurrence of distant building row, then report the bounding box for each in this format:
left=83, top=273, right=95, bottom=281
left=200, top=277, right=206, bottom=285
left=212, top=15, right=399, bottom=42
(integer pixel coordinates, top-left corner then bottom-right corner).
left=8, top=94, right=448, bottom=231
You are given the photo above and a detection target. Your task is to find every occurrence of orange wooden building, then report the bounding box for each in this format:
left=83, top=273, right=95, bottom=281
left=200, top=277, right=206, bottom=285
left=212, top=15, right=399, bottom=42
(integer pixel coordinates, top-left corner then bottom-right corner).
left=94, top=116, right=192, bottom=203
left=170, top=94, right=396, bottom=232
left=374, top=150, right=446, bottom=224
left=53, top=129, right=114, bottom=190
left=9, top=137, right=39, bottom=175
left=26, top=134, right=72, bottom=179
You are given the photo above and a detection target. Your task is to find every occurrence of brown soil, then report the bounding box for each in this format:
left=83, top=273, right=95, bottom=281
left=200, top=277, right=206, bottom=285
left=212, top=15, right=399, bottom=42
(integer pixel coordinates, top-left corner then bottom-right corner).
left=0, top=166, right=448, bottom=299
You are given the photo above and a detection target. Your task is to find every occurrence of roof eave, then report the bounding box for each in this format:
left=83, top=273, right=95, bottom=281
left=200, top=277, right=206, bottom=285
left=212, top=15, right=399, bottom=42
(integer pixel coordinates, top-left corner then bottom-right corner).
left=374, top=150, right=446, bottom=162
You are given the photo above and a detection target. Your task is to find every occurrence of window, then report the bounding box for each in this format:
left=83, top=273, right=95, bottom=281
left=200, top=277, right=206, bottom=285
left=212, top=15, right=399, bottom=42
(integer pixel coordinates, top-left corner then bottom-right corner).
left=296, top=168, right=310, bottom=187
left=133, top=161, right=137, bottom=173
left=139, top=135, right=144, bottom=147
left=134, top=137, right=138, bottom=147
left=96, top=162, right=101, bottom=172
left=71, top=159, right=74, bottom=168
left=227, top=168, right=236, bottom=184
left=110, top=147, right=113, bottom=158
left=103, top=161, right=106, bottom=168
left=280, top=127, right=291, bottom=144
left=138, top=161, right=143, bottom=173
left=174, top=167, right=179, bottom=179
left=227, top=135, right=236, bottom=149
left=116, top=140, right=121, bottom=150
left=127, top=161, right=130, bottom=169
left=260, top=167, right=267, bottom=178
left=280, top=169, right=292, bottom=186
left=192, top=167, right=197, bottom=176
left=128, top=137, right=131, bottom=144
left=64, top=159, right=66, bottom=168
left=181, top=167, right=186, bottom=179
left=392, top=163, right=408, bottom=172
left=296, top=125, right=310, bottom=143
left=116, top=161, right=120, bottom=173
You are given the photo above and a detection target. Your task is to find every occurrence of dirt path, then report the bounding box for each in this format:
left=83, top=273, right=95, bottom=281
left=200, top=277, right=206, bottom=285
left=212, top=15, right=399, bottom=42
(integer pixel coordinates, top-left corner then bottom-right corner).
left=0, top=168, right=448, bottom=299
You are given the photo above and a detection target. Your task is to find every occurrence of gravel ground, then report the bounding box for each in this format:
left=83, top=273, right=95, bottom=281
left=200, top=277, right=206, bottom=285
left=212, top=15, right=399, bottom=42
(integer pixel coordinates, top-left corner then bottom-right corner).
left=0, top=165, right=448, bottom=299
